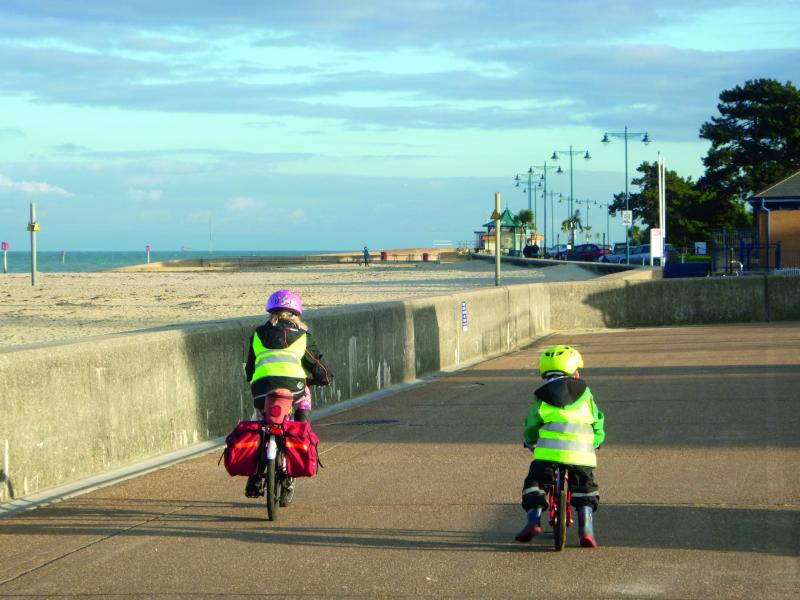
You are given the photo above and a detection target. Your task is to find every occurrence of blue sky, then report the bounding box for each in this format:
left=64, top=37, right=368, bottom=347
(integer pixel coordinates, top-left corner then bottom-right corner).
left=0, top=1, right=798, bottom=251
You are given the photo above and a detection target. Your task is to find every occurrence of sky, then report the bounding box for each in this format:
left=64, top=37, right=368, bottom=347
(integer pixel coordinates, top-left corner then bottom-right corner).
left=0, top=1, right=798, bottom=252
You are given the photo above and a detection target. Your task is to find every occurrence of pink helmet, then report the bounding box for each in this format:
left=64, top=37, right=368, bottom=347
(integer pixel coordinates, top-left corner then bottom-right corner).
left=266, top=289, right=303, bottom=315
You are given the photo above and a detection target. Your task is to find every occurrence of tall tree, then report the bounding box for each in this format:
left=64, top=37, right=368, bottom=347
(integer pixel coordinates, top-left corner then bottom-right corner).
left=699, top=78, right=800, bottom=199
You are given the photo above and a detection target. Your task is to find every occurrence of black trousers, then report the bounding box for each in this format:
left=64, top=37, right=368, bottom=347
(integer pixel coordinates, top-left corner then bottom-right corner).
left=521, top=460, right=599, bottom=511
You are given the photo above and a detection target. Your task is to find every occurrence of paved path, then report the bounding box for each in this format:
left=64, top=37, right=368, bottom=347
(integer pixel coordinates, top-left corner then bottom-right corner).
left=2, top=323, right=799, bottom=599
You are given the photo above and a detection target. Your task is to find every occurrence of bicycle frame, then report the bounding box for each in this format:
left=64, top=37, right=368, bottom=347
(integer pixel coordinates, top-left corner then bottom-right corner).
left=548, top=465, right=573, bottom=524
left=548, top=464, right=573, bottom=551
left=261, top=390, right=294, bottom=520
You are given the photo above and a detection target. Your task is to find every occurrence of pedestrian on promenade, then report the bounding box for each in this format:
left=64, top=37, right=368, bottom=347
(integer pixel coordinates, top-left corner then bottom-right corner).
left=363, top=246, right=370, bottom=267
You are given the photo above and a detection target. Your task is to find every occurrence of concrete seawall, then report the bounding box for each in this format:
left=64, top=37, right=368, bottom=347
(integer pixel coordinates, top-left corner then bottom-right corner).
left=2, top=273, right=798, bottom=504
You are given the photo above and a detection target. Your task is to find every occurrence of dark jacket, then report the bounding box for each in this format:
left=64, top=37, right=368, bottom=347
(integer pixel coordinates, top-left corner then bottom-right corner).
left=245, top=319, right=333, bottom=404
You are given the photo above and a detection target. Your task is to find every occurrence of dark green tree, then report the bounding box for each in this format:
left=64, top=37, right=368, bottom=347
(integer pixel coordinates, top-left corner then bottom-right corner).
left=699, top=78, right=800, bottom=199
left=608, top=161, right=748, bottom=247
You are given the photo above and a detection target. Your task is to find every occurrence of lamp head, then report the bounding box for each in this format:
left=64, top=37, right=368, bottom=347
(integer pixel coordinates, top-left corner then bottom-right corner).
left=551, top=151, right=558, bottom=160
left=601, top=133, right=610, bottom=145
left=556, top=165, right=564, bottom=174
left=528, top=166, right=533, bottom=174
left=583, top=151, right=591, bottom=161
left=642, top=133, right=651, bottom=145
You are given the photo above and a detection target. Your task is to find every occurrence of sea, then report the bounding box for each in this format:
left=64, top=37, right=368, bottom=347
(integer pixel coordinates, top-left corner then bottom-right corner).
left=0, top=250, right=336, bottom=273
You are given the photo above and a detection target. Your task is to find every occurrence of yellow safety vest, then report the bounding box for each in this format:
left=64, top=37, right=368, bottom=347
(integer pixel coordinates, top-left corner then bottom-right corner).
left=533, top=390, right=597, bottom=467
left=250, top=332, right=307, bottom=383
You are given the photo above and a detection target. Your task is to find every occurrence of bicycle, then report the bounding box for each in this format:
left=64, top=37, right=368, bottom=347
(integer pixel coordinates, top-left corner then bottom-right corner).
left=259, top=389, right=297, bottom=521
left=547, top=463, right=573, bottom=552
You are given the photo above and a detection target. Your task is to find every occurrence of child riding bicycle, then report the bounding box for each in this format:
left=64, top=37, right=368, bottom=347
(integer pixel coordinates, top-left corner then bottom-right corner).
left=243, top=289, right=333, bottom=498
left=515, top=344, right=605, bottom=548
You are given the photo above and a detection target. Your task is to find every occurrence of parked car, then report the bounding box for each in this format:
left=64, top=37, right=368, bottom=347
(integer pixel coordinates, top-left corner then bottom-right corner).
left=600, top=243, right=639, bottom=263
left=568, top=243, right=611, bottom=262
left=547, top=244, right=568, bottom=260
left=629, top=243, right=678, bottom=265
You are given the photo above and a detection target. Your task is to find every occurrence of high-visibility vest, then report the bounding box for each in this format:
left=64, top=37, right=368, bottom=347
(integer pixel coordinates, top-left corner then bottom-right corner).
left=533, top=390, right=597, bottom=467
left=250, top=331, right=307, bottom=383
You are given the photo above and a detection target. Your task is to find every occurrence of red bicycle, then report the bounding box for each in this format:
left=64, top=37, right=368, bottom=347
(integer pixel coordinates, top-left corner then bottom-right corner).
left=548, top=464, right=573, bottom=552
left=260, top=390, right=296, bottom=521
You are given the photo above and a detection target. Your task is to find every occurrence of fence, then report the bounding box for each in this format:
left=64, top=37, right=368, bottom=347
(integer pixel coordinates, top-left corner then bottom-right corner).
left=710, top=228, right=797, bottom=274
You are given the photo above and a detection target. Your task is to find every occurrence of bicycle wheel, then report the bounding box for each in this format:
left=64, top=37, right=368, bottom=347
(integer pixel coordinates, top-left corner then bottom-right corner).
left=265, top=457, right=279, bottom=521
left=553, top=471, right=568, bottom=551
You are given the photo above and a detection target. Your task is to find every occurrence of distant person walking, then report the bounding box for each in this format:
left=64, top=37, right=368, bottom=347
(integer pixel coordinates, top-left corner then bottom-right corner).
left=362, top=246, right=370, bottom=267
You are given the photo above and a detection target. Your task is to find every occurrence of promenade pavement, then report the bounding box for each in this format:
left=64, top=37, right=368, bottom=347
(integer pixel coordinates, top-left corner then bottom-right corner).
left=1, top=323, right=798, bottom=599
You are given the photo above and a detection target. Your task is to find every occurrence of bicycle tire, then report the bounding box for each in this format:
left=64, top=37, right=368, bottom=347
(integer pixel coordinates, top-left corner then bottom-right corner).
left=554, top=471, right=568, bottom=551
left=265, top=457, right=279, bottom=521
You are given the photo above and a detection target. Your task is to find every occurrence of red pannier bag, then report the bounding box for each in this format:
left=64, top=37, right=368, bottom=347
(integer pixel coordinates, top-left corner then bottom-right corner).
left=222, top=420, right=262, bottom=477
left=282, top=421, right=320, bottom=477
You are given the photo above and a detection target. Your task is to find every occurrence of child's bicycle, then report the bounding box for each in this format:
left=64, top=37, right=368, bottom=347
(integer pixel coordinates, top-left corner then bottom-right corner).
left=547, top=463, right=574, bottom=552
left=259, top=390, right=297, bottom=521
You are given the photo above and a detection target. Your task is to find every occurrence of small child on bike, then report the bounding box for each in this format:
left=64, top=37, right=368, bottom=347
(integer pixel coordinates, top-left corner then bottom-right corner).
left=243, top=289, right=333, bottom=497
left=515, top=344, right=605, bottom=548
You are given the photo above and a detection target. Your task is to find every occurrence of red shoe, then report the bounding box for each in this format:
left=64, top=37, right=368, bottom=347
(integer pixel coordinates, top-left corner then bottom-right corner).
left=577, top=506, right=597, bottom=547
left=515, top=522, right=542, bottom=543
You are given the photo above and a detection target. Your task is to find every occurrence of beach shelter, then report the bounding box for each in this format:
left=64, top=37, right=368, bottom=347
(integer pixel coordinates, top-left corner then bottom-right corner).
left=483, top=208, right=525, bottom=255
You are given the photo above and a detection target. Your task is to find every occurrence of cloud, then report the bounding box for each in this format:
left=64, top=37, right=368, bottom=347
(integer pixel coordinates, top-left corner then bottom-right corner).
left=0, top=173, right=73, bottom=196
left=289, top=208, right=305, bottom=222
left=128, top=188, right=163, bottom=202
left=227, top=196, right=264, bottom=212
left=0, top=127, right=24, bottom=137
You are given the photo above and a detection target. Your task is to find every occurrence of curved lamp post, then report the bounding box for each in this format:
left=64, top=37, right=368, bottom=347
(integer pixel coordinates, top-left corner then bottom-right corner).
left=551, top=146, right=591, bottom=250
left=602, top=126, right=650, bottom=262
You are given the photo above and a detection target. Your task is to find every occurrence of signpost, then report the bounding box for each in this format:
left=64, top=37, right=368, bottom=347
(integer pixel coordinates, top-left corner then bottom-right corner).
left=1, top=241, right=7, bottom=274
left=650, top=228, right=663, bottom=265
left=622, top=210, right=633, bottom=227
left=493, top=193, right=501, bottom=286
left=27, top=203, right=39, bottom=285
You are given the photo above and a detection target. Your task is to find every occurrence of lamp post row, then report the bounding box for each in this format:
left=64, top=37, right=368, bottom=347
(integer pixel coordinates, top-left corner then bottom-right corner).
left=513, top=126, right=650, bottom=258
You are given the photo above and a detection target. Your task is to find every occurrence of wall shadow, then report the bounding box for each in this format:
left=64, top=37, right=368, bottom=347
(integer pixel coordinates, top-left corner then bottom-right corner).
left=2, top=499, right=796, bottom=557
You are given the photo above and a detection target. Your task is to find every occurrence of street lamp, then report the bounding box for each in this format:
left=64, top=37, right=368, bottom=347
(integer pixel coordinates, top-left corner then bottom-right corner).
left=592, top=200, right=612, bottom=248
left=514, top=166, right=536, bottom=224
left=544, top=191, right=562, bottom=254
left=525, top=161, right=559, bottom=253
left=514, top=173, right=542, bottom=249
left=551, top=146, right=591, bottom=250
left=602, top=126, right=650, bottom=263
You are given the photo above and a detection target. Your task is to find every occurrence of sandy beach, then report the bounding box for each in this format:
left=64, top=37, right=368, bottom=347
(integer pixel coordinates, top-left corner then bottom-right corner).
left=1, top=258, right=599, bottom=349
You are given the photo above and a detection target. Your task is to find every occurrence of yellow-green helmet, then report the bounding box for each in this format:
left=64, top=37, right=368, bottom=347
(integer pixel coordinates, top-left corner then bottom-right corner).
left=539, top=344, right=584, bottom=377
